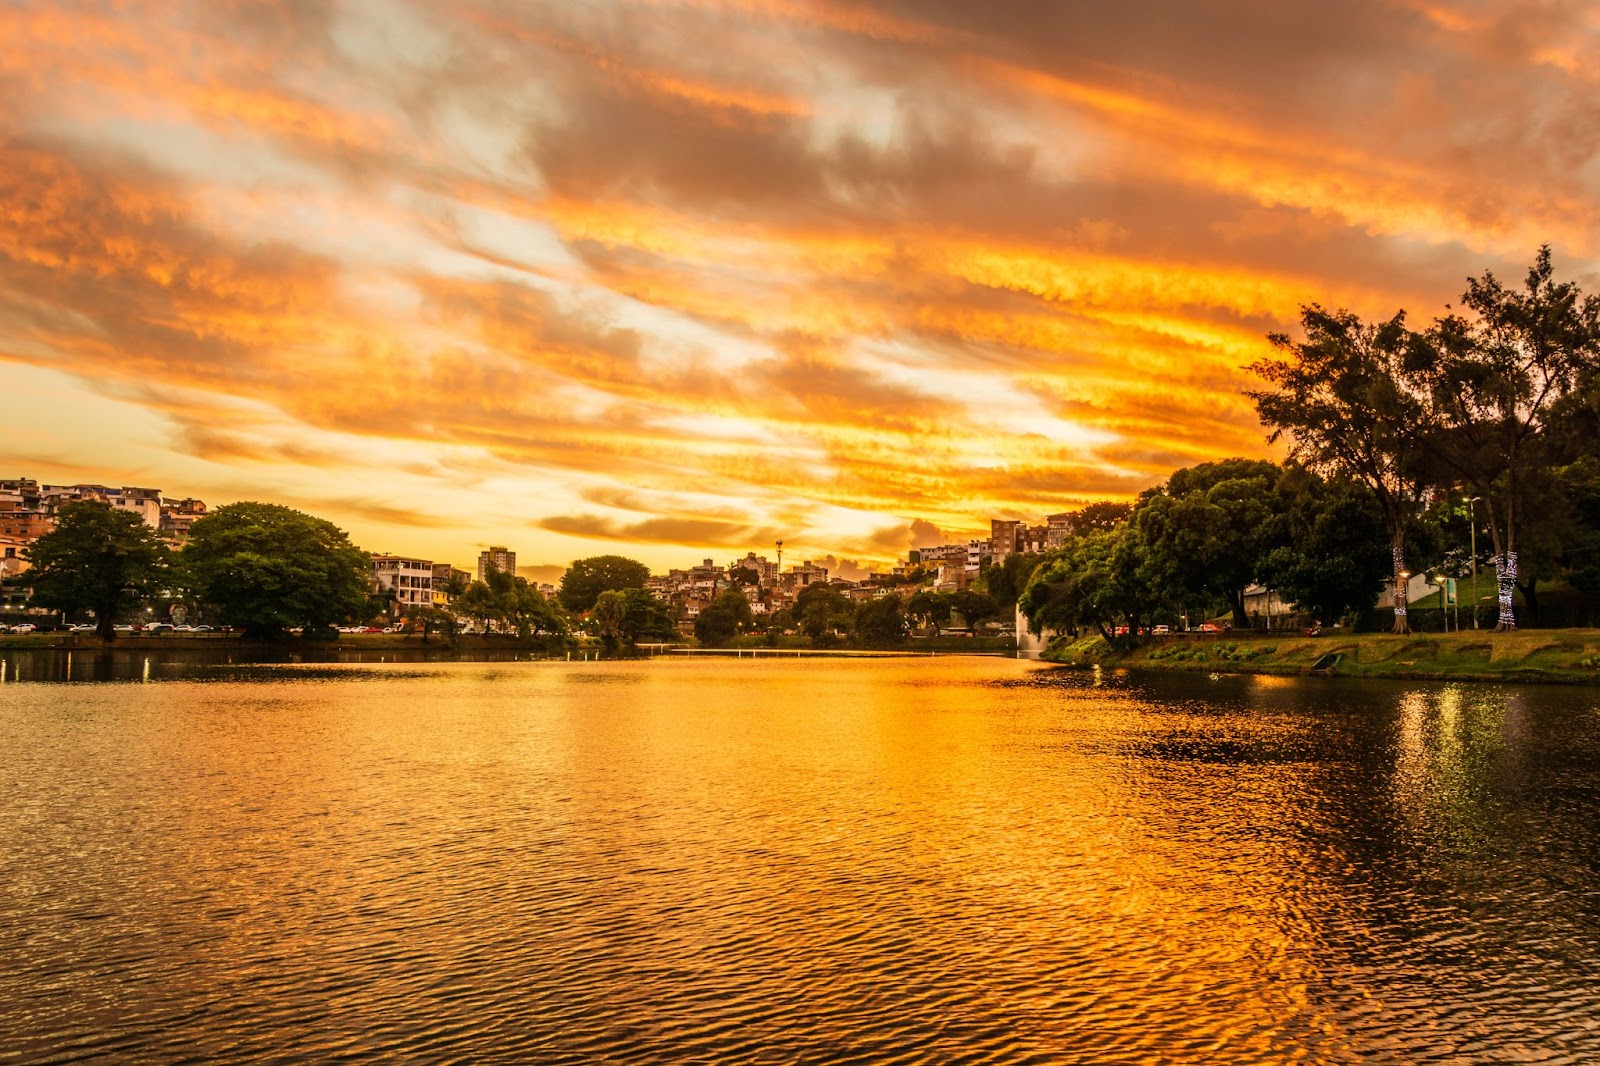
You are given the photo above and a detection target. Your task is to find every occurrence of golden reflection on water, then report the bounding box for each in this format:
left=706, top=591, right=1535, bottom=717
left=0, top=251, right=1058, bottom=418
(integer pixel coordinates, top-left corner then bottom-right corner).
left=1, top=657, right=1599, bottom=1063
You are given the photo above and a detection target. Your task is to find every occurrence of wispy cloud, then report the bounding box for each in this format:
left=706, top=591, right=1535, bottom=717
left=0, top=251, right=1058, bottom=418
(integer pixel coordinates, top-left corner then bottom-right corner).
left=3, top=0, right=1598, bottom=566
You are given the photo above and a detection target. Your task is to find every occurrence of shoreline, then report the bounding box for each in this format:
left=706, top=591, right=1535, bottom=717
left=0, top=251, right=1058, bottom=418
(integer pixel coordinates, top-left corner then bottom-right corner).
left=0, top=632, right=1017, bottom=659
left=1038, top=629, right=1600, bottom=686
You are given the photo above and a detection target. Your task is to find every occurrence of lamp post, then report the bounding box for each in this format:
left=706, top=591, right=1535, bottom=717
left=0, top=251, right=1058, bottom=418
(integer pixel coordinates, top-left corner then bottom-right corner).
left=1466, top=496, right=1481, bottom=629
left=1399, top=568, right=1411, bottom=632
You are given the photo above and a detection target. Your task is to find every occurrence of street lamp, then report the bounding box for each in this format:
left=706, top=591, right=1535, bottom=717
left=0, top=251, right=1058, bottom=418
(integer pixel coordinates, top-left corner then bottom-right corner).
left=1465, top=496, right=1482, bottom=630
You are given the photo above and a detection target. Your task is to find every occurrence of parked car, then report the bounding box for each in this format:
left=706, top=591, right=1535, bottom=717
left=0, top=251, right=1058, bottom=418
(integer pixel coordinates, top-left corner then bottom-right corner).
left=69, top=623, right=97, bottom=633
left=1197, top=623, right=1223, bottom=633
left=112, top=624, right=135, bottom=634
left=10, top=623, right=36, bottom=634
left=1153, top=625, right=1171, bottom=635
left=193, top=625, right=215, bottom=633
left=144, top=623, right=174, bottom=634
left=361, top=626, right=384, bottom=634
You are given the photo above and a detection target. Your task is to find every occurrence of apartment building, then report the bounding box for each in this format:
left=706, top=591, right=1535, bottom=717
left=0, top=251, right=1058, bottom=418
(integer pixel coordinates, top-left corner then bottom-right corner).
left=41, top=485, right=163, bottom=529
left=0, top=534, right=28, bottom=578
left=431, top=563, right=472, bottom=605
left=372, top=555, right=434, bottom=612
left=159, top=498, right=207, bottom=545
left=477, top=546, right=516, bottom=583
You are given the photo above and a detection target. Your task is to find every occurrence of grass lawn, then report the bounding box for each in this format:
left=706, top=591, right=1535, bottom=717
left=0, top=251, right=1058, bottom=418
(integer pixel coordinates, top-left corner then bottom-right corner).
left=1041, top=628, right=1600, bottom=685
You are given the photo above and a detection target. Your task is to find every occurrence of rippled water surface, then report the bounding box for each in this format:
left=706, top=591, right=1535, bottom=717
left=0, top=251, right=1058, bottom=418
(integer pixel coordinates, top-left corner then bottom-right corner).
left=4, top=656, right=1600, bottom=1064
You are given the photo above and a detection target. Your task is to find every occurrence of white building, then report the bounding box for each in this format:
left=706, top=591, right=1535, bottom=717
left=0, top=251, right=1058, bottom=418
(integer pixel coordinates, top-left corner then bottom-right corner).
left=373, top=555, right=434, bottom=611
left=41, top=484, right=163, bottom=529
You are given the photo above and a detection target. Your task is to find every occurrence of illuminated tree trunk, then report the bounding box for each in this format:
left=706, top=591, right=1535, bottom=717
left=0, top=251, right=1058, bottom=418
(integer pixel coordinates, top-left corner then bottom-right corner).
left=1495, top=552, right=1517, bottom=631
left=1390, top=541, right=1409, bottom=634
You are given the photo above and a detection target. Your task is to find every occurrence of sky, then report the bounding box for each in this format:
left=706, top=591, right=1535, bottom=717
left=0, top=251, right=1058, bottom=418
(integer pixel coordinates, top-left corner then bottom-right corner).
left=4, top=1, right=1599, bottom=577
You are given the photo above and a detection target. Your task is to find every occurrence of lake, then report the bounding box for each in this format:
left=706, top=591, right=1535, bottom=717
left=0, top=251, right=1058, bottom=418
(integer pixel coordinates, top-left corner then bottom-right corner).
left=3, top=654, right=1599, bottom=1063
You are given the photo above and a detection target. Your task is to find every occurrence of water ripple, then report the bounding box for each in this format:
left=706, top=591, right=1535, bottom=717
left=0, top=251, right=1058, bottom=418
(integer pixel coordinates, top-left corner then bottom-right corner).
left=3, top=659, right=1600, bottom=1063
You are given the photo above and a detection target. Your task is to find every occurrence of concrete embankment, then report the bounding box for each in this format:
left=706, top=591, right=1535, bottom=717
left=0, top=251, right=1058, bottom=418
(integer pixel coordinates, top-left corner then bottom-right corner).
left=1040, top=629, right=1600, bottom=685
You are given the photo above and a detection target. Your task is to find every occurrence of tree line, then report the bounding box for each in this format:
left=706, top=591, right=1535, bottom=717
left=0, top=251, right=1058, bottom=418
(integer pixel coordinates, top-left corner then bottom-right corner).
left=1022, top=248, right=1600, bottom=638
left=24, top=249, right=1599, bottom=645
left=20, top=501, right=573, bottom=644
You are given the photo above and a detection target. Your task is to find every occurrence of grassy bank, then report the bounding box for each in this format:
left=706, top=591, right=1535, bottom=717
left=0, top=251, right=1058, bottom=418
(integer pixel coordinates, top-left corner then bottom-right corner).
left=1040, top=629, right=1600, bottom=685
left=722, top=633, right=1017, bottom=655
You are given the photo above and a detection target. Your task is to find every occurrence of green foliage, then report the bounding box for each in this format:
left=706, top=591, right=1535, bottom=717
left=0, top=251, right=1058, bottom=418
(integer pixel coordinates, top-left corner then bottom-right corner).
left=593, top=590, right=629, bottom=646
left=1020, top=527, right=1156, bottom=640
left=476, top=568, right=566, bottom=639
left=795, top=584, right=852, bottom=646
left=26, top=501, right=169, bottom=642
left=453, top=580, right=499, bottom=633
left=693, top=587, right=753, bottom=647
left=906, top=589, right=953, bottom=633
left=852, top=594, right=907, bottom=648
left=558, top=555, right=651, bottom=612
left=621, top=588, right=677, bottom=641
left=1131, top=459, right=1286, bottom=626
left=593, top=587, right=675, bottom=647
left=950, top=588, right=1001, bottom=627
left=1258, top=468, right=1391, bottom=624
left=1251, top=306, right=1436, bottom=632
left=1068, top=501, right=1133, bottom=533
left=437, top=569, right=469, bottom=600
left=980, top=552, right=1044, bottom=610
left=405, top=604, right=458, bottom=643
left=1411, top=248, right=1600, bottom=628
left=1557, top=458, right=1600, bottom=594
left=181, top=502, right=369, bottom=639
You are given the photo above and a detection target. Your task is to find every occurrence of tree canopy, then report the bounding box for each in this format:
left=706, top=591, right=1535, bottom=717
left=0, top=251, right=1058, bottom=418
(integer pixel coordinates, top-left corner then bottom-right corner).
left=693, top=587, right=753, bottom=647
left=456, top=569, right=566, bottom=639
left=1411, top=247, right=1600, bottom=628
left=27, top=501, right=169, bottom=642
left=558, top=555, right=651, bottom=612
left=852, top=594, right=908, bottom=648
left=181, top=502, right=370, bottom=639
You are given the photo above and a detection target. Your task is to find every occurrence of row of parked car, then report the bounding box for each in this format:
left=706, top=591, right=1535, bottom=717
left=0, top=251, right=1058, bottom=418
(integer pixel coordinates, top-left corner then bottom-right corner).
left=1112, top=623, right=1228, bottom=636
left=74, top=623, right=219, bottom=635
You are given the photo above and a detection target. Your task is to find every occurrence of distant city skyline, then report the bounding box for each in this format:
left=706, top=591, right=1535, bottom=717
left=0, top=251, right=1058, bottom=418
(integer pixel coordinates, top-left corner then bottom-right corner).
left=4, top=3, right=1597, bottom=571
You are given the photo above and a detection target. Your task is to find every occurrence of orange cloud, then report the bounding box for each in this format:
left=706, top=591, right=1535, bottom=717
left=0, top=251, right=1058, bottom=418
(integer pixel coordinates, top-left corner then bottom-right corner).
left=3, top=0, right=1595, bottom=568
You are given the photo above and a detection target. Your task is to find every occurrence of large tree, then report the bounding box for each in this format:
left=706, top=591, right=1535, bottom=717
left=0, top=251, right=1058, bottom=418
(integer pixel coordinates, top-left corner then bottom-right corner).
left=1131, top=459, right=1285, bottom=627
left=592, top=588, right=672, bottom=648
left=852, top=594, right=908, bottom=648
left=500, top=572, right=566, bottom=640
left=1411, top=247, right=1600, bottom=629
left=1251, top=308, right=1436, bottom=632
left=906, top=589, right=953, bottom=635
left=27, top=501, right=169, bottom=642
left=1020, top=526, right=1157, bottom=642
left=795, top=584, right=853, bottom=646
left=181, top=502, right=370, bottom=639
left=693, top=587, right=753, bottom=647
left=558, top=555, right=651, bottom=613
left=1257, top=468, right=1391, bottom=625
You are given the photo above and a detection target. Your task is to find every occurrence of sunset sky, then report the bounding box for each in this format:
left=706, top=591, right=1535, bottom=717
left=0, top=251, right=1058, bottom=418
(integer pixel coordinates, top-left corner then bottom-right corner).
left=4, top=1, right=1598, bottom=576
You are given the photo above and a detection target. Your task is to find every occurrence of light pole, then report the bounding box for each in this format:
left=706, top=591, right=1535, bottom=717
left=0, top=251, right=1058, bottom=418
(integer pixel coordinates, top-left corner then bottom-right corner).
left=1466, top=496, right=1481, bottom=629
